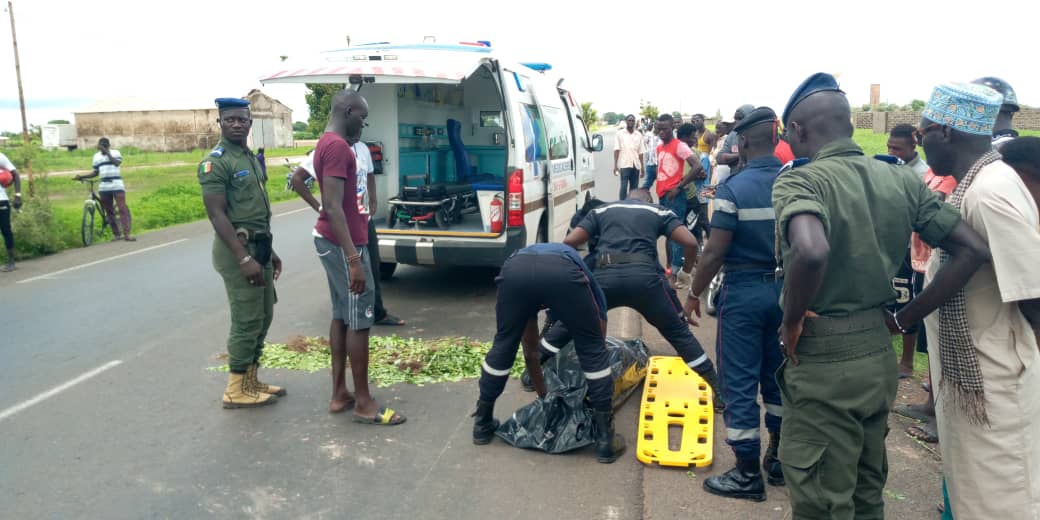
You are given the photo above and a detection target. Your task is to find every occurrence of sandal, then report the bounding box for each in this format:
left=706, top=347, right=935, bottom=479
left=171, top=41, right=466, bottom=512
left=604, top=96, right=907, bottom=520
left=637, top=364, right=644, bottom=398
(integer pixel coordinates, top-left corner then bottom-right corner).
left=907, top=422, right=939, bottom=443
left=352, top=406, right=406, bottom=426
left=893, top=403, right=933, bottom=422
left=375, top=313, right=406, bottom=326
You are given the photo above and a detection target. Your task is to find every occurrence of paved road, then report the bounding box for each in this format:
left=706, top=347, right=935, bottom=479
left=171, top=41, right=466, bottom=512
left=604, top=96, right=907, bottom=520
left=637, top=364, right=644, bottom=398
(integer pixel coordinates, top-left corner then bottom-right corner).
left=0, top=129, right=627, bottom=518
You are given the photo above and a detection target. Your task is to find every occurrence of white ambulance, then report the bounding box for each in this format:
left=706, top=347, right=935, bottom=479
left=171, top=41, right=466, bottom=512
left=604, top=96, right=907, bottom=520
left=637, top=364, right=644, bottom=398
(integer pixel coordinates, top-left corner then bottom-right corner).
left=261, top=41, right=603, bottom=278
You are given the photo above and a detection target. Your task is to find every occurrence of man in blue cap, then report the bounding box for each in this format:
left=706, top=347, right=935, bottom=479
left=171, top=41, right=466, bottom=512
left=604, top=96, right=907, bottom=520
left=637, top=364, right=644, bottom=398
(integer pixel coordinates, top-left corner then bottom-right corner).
left=771, top=73, right=990, bottom=518
left=917, top=82, right=1040, bottom=519
left=686, top=106, right=785, bottom=501
left=199, top=97, right=285, bottom=408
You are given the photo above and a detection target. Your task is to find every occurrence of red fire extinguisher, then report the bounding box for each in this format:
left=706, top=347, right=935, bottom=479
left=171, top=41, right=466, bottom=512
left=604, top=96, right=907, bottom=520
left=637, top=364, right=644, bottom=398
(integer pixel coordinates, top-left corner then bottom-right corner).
left=490, top=194, right=503, bottom=233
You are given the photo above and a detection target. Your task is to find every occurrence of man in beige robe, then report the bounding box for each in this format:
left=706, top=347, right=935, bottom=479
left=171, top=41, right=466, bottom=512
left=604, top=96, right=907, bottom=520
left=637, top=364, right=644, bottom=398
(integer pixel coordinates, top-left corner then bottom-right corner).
left=918, top=83, right=1040, bottom=518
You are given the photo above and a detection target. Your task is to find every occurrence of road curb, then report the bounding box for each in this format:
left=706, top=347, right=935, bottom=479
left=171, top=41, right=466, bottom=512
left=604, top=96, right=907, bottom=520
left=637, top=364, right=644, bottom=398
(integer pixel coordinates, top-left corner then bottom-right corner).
left=607, top=307, right=642, bottom=340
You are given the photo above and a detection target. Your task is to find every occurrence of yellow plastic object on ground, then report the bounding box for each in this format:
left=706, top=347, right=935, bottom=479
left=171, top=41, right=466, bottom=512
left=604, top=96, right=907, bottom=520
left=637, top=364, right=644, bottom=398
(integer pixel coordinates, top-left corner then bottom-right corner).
left=636, top=356, right=714, bottom=467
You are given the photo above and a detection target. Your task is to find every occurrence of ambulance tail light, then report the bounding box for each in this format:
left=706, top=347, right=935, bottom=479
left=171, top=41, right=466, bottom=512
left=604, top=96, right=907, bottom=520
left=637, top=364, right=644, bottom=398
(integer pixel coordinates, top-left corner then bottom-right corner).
left=507, top=169, right=524, bottom=227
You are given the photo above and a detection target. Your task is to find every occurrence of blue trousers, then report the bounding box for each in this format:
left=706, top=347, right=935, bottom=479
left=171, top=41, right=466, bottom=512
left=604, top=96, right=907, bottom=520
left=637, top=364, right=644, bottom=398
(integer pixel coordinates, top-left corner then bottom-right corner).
left=639, top=164, right=658, bottom=190
left=659, top=194, right=686, bottom=270
left=717, top=271, right=784, bottom=459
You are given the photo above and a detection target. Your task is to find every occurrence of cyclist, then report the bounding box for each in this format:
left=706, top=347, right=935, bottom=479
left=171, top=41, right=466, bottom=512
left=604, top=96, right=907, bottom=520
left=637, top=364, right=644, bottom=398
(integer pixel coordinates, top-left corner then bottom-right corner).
left=76, top=137, right=133, bottom=241
left=0, top=151, right=22, bottom=272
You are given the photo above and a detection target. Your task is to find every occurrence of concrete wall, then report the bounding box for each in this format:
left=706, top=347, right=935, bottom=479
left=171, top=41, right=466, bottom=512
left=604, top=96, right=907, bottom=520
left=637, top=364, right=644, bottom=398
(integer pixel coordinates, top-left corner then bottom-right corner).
left=75, top=109, right=220, bottom=152
left=856, top=108, right=1040, bottom=133
left=245, top=90, right=294, bottom=149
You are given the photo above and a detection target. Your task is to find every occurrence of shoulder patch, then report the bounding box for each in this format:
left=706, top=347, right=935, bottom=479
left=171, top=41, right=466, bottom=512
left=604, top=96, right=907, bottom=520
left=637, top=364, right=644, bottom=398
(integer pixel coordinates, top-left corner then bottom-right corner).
left=209, top=146, right=225, bottom=158
left=200, top=161, right=213, bottom=175
left=779, top=157, right=811, bottom=174
left=872, top=154, right=904, bottom=165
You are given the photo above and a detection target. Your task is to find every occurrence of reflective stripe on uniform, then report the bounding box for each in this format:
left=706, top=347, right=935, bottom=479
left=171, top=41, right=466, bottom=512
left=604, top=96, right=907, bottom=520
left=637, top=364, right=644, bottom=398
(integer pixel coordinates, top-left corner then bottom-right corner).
left=726, top=428, right=761, bottom=441
left=481, top=360, right=512, bottom=377
left=592, top=203, right=674, bottom=217
left=714, top=199, right=737, bottom=214
left=686, top=354, right=708, bottom=369
left=736, top=207, right=776, bottom=221
left=765, top=403, right=783, bottom=417
left=541, top=337, right=560, bottom=353
left=584, top=367, right=612, bottom=380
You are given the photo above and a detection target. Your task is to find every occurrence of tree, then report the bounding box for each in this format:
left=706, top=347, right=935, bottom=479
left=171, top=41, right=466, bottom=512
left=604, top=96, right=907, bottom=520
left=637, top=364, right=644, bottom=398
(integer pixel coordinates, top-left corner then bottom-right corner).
left=640, top=102, right=659, bottom=121
left=292, top=121, right=308, bottom=132
left=579, top=102, right=598, bottom=126
left=603, top=112, right=625, bottom=125
left=909, top=99, right=926, bottom=111
left=46, top=119, right=70, bottom=125
left=304, top=83, right=346, bottom=135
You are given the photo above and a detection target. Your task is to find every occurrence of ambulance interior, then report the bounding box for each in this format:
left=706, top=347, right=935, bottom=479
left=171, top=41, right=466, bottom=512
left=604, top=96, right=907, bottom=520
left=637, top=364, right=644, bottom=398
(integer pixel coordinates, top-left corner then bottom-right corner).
left=364, top=63, right=508, bottom=234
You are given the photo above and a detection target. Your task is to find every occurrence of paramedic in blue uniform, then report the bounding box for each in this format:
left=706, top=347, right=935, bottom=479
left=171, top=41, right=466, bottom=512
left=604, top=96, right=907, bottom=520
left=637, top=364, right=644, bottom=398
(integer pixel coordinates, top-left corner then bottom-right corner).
left=686, top=107, right=786, bottom=501
left=539, top=189, right=723, bottom=406
left=472, top=242, right=626, bottom=464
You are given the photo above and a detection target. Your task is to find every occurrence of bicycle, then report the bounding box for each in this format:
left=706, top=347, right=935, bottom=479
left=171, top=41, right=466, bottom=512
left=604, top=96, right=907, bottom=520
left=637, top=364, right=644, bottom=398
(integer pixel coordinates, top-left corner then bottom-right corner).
left=77, top=179, right=110, bottom=246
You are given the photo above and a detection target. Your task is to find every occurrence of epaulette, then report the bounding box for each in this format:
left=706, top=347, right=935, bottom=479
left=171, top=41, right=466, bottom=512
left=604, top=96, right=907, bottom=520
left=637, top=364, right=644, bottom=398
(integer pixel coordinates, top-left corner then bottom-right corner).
left=872, top=154, right=904, bottom=165
left=778, top=157, right=810, bottom=174
left=209, top=146, right=225, bottom=158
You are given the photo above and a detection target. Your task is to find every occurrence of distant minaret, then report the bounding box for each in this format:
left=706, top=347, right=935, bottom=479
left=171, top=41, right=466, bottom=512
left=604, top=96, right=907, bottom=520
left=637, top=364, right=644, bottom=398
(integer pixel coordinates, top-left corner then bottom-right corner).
left=870, top=84, right=881, bottom=109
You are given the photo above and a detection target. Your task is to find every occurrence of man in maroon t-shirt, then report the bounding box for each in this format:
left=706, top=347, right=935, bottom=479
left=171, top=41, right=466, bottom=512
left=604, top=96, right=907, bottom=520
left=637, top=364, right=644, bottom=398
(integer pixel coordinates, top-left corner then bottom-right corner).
left=313, top=89, right=405, bottom=426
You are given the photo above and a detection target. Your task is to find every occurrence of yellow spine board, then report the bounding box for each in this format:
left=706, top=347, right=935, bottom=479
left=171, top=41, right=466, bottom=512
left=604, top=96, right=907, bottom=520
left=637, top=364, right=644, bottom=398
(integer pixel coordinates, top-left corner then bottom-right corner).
left=636, top=356, right=714, bottom=468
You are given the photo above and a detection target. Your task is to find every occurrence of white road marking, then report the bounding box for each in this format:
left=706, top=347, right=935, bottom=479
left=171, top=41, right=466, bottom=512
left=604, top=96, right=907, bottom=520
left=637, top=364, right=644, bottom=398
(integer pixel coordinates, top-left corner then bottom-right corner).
left=17, top=239, right=189, bottom=284
left=0, top=360, right=123, bottom=423
left=274, top=207, right=310, bottom=218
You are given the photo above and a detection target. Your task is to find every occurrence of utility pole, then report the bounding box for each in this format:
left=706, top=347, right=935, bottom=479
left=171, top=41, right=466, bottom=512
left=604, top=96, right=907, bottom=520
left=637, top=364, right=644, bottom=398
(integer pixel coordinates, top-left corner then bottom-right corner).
left=7, top=1, right=32, bottom=194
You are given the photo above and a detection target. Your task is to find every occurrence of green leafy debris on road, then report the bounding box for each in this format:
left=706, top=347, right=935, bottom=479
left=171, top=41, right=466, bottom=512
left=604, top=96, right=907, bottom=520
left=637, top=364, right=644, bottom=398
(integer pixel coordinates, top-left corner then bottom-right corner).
left=883, top=489, right=907, bottom=501
left=209, top=335, right=524, bottom=387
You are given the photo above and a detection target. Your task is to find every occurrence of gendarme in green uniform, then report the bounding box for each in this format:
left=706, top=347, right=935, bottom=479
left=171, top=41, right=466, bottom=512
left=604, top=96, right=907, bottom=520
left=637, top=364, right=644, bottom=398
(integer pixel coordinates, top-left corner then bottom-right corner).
left=199, top=136, right=276, bottom=374
left=771, top=137, right=960, bottom=519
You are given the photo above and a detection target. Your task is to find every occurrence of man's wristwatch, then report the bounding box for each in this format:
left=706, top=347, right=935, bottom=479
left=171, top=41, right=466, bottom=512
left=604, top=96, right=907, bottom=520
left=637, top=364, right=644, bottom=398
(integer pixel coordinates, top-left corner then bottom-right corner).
left=14, top=193, right=21, bottom=197
left=239, top=255, right=253, bottom=265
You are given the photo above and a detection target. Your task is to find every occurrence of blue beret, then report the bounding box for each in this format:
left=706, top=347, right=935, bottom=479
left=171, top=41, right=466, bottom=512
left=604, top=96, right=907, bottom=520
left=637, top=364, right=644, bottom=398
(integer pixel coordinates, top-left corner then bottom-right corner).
left=215, top=97, right=250, bottom=111
left=731, top=106, right=777, bottom=134
left=782, top=73, right=844, bottom=125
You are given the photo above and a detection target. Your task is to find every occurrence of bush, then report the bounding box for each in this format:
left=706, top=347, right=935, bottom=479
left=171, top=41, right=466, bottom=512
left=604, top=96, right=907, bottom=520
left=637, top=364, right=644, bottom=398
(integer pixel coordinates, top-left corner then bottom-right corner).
left=5, top=196, right=74, bottom=260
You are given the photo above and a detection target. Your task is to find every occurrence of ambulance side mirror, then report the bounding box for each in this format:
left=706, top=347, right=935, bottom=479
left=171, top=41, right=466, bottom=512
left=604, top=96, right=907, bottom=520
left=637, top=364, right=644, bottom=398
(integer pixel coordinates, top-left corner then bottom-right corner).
left=589, top=134, right=604, bottom=152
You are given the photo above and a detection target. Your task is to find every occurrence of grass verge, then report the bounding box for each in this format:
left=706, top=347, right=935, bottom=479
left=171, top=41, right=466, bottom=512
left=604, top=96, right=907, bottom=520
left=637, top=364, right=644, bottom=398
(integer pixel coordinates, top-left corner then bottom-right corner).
left=209, top=335, right=524, bottom=387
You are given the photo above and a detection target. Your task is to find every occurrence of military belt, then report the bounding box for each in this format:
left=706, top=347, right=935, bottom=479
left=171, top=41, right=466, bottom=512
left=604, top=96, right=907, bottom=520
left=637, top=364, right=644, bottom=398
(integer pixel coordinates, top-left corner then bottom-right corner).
left=596, top=252, right=656, bottom=269
left=235, top=228, right=272, bottom=242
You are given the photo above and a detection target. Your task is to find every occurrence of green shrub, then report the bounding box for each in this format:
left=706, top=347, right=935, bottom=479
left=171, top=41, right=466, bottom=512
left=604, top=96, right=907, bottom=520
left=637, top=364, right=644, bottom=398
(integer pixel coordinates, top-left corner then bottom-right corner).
left=4, top=196, right=74, bottom=260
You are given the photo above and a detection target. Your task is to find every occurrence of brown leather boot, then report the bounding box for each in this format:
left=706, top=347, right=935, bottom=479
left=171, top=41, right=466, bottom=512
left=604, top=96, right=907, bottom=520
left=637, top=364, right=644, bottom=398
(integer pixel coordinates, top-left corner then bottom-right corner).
left=222, top=372, right=277, bottom=409
left=248, top=363, right=286, bottom=396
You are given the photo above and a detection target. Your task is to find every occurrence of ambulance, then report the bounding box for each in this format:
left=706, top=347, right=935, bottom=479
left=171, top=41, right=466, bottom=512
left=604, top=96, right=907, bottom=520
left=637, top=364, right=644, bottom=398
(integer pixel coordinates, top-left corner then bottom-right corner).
left=260, top=40, right=603, bottom=278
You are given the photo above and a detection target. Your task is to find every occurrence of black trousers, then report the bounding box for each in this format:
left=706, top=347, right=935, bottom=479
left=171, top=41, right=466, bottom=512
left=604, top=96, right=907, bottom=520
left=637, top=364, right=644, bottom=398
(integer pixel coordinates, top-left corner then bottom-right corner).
left=479, top=253, right=613, bottom=410
left=618, top=168, right=639, bottom=200
left=0, top=201, right=12, bottom=250
left=543, top=265, right=712, bottom=373
left=366, top=218, right=386, bottom=321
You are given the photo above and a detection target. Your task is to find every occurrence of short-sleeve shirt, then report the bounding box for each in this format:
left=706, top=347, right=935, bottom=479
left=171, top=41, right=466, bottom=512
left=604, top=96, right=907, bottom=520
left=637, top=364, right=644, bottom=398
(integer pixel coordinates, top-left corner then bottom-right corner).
left=711, top=155, right=782, bottom=270
left=198, top=138, right=271, bottom=233
left=0, top=152, right=15, bottom=202
left=302, top=141, right=374, bottom=217
left=92, top=150, right=124, bottom=192
left=656, top=139, right=694, bottom=197
left=771, top=138, right=961, bottom=316
left=313, top=132, right=367, bottom=247
left=614, top=128, right=644, bottom=169
left=578, top=199, right=682, bottom=271
left=512, top=243, right=608, bottom=321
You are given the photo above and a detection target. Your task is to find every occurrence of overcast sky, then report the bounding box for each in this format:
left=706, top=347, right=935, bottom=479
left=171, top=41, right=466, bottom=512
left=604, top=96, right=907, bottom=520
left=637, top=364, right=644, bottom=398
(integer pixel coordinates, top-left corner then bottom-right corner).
left=0, top=0, right=1035, bottom=132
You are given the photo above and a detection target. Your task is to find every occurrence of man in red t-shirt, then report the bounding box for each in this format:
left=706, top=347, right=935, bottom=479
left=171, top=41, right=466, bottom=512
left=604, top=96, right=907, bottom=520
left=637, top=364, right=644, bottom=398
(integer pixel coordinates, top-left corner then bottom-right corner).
left=655, top=113, right=705, bottom=284
left=313, top=89, right=405, bottom=426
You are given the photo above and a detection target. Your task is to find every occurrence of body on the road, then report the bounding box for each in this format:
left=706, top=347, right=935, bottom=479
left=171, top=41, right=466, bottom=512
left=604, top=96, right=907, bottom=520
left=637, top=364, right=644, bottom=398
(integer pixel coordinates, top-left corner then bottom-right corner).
left=199, top=97, right=285, bottom=409
left=540, top=189, right=722, bottom=405
left=688, top=107, right=785, bottom=502
left=773, top=74, right=988, bottom=519
left=472, top=242, right=626, bottom=463
left=613, top=114, right=644, bottom=200
left=312, top=88, right=405, bottom=426
left=0, top=152, right=22, bottom=272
